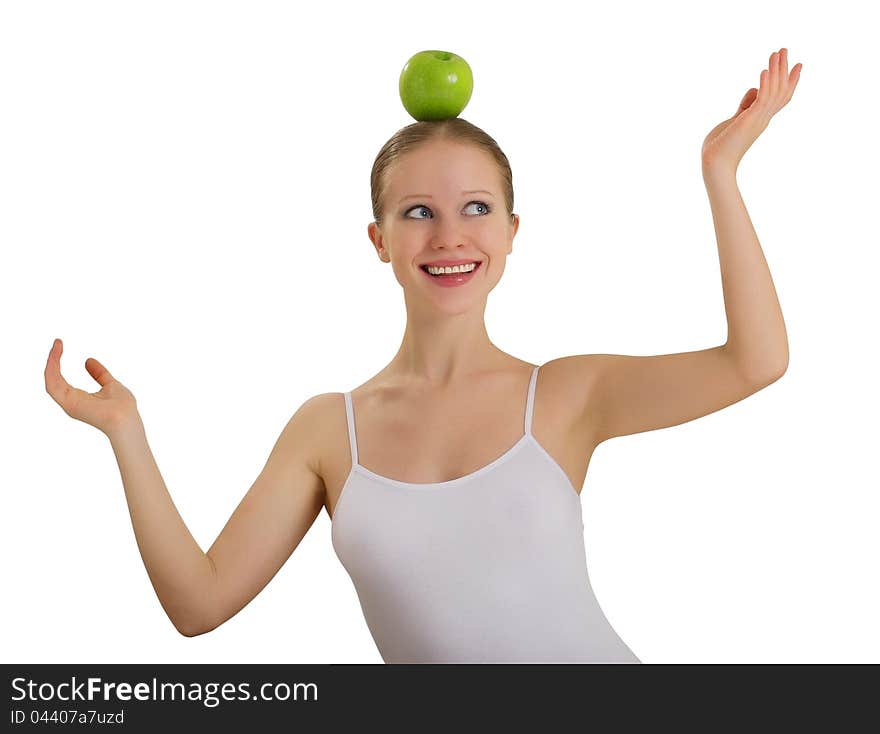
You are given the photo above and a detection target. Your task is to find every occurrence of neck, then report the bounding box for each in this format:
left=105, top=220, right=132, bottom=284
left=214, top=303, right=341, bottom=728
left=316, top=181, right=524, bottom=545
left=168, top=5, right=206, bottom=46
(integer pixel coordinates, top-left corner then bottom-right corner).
left=384, top=305, right=506, bottom=389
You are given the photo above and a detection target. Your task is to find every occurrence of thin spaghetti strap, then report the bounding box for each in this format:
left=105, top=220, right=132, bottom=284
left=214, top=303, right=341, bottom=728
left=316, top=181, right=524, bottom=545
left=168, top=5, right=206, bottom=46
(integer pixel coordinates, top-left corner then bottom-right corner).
left=524, top=365, right=540, bottom=436
left=343, top=392, right=359, bottom=467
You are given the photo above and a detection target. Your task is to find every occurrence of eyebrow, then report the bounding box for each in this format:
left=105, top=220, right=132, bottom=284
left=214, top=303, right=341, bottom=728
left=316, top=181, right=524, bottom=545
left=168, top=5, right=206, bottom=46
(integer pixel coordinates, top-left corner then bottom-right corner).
left=398, top=190, right=495, bottom=204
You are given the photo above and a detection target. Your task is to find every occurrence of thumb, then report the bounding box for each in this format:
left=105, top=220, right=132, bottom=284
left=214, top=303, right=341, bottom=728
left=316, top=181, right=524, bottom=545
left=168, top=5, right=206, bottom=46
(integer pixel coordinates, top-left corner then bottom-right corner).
left=737, top=88, right=758, bottom=115
left=85, top=357, right=115, bottom=387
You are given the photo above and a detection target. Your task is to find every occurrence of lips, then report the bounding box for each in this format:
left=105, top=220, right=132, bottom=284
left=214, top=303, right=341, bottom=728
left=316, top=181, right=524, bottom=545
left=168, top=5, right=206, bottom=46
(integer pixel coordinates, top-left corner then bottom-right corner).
left=419, top=261, right=483, bottom=287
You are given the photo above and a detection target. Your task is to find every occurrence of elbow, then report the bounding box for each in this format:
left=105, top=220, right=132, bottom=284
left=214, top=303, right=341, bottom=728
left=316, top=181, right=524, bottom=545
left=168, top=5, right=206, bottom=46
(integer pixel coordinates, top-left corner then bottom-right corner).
left=771, top=345, right=790, bottom=381
left=173, top=613, right=215, bottom=638
left=177, top=622, right=216, bottom=638
left=724, top=342, right=788, bottom=387
left=767, top=357, right=789, bottom=383
left=171, top=563, right=219, bottom=638
left=755, top=361, right=788, bottom=388
left=175, top=621, right=205, bottom=638
left=735, top=352, right=789, bottom=387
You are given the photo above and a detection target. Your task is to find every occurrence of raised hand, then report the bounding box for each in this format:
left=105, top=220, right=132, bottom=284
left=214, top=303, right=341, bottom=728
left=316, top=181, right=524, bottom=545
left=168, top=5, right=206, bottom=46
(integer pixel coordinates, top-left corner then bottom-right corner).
left=701, top=47, right=802, bottom=174
left=44, top=339, right=139, bottom=435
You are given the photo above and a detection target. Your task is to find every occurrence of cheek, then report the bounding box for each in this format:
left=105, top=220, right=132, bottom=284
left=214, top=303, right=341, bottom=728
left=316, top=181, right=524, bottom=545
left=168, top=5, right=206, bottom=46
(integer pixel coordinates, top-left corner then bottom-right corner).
left=390, top=258, right=418, bottom=286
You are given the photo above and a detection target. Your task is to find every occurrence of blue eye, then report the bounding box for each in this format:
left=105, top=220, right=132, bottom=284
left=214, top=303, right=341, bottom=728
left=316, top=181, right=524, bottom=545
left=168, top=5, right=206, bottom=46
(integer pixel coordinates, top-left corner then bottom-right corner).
left=404, top=201, right=493, bottom=219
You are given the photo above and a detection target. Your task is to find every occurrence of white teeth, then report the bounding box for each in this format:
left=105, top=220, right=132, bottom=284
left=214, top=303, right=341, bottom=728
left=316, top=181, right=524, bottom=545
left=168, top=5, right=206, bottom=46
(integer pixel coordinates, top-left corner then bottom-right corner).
left=425, top=262, right=478, bottom=275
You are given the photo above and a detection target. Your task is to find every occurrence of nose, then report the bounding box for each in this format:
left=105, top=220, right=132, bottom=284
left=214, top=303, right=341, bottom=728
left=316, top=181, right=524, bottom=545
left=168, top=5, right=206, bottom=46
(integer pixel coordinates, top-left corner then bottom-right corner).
left=429, top=217, right=470, bottom=252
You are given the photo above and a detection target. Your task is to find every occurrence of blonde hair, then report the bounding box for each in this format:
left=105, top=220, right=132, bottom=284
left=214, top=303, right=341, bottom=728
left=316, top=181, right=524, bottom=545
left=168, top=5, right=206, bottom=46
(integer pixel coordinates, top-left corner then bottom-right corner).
left=370, top=117, right=515, bottom=227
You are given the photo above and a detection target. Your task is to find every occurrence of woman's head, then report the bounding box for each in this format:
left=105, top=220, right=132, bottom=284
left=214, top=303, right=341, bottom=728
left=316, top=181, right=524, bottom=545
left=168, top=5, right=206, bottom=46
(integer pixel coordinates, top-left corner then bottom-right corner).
left=370, top=118, right=514, bottom=228
left=367, top=118, right=520, bottom=306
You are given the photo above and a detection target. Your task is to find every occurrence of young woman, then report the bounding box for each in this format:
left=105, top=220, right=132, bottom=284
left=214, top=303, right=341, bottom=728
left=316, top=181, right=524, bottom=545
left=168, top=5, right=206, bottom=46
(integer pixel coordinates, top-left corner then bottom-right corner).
left=44, top=48, right=800, bottom=663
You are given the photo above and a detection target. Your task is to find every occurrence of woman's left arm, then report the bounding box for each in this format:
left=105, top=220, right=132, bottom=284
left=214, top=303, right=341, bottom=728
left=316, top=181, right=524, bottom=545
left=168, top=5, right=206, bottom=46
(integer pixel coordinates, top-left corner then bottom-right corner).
left=703, top=168, right=789, bottom=380
left=549, top=49, right=803, bottom=446
left=700, top=47, right=802, bottom=379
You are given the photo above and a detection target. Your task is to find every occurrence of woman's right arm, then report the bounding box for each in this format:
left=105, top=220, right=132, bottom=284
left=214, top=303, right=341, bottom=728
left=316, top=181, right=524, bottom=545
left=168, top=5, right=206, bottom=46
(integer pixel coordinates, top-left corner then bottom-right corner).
left=107, top=398, right=327, bottom=637
left=46, top=339, right=328, bottom=637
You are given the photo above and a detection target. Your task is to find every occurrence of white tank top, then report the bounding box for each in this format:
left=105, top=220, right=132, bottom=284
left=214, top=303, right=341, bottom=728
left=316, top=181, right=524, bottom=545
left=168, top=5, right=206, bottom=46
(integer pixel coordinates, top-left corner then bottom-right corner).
left=332, top=364, right=640, bottom=664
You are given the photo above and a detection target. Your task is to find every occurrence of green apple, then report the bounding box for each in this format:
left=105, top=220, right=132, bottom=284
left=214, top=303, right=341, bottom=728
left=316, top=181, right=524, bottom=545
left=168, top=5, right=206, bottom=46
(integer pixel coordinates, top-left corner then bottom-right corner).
left=399, top=50, right=474, bottom=121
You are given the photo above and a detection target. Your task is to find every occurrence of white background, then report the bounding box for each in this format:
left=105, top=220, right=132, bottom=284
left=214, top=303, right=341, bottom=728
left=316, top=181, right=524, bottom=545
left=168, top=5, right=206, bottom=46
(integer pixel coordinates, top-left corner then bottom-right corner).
left=3, top=0, right=877, bottom=664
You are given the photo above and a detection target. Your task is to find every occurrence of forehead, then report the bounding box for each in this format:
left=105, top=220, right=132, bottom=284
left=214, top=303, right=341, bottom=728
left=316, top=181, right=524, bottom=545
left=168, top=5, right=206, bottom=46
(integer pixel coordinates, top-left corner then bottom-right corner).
left=387, top=140, right=497, bottom=192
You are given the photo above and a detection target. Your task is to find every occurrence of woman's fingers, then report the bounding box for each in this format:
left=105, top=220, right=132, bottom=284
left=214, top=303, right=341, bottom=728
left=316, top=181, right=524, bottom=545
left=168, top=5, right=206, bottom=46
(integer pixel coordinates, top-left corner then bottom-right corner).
left=44, top=339, right=84, bottom=416
left=45, top=339, right=137, bottom=433
left=84, top=356, right=115, bottom=388
left=45, top=339, right=106, bottom=415
left=763, top=48, right=802, bottom=112
left=45, top=339, right=82, bottom=413
left=755, top=48, right=802, bottom=117
left=738, top=88, right=757, bottom=115
left=44, top=339, right=62, bottom=398
left=774, top=49, right=784, bottom=99
left=785, top=61, right=802, bottom=106
left=758, top=67, right=769, bottom=108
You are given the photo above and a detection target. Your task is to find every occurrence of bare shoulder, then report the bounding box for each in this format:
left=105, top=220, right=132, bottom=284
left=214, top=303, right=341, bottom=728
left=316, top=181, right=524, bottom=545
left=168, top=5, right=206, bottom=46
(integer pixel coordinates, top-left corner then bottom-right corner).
left=539, top=355, right=606, bottom=416
left=281, top=392, right=343, bottom=477
left=532, top=355, right=608, bottom=456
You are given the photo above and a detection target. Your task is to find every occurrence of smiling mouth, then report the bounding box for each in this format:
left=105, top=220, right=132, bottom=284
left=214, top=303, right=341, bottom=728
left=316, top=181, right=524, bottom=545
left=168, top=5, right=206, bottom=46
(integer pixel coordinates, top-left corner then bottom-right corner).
left=420, top=262, right=483, bottom=277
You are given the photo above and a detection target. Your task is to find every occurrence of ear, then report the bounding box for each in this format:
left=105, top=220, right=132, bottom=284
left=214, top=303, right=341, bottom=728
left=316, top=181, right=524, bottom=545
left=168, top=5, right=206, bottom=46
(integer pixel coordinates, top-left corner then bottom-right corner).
left=367, top=221, right=388, bottom=262
left=509, top=213, right=520, bottom=254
